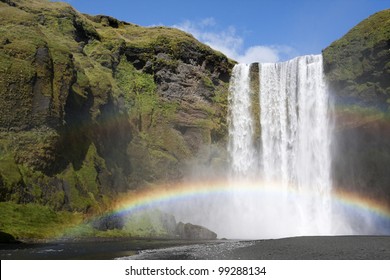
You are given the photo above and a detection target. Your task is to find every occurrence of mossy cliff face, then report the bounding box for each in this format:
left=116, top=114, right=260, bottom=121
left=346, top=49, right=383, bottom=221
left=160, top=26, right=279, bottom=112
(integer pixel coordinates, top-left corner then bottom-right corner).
left=323, top=9, right=390, bottom=204
left=323, top=9, right=390, bottom=107
left=0, top=0, right=233, bottom=212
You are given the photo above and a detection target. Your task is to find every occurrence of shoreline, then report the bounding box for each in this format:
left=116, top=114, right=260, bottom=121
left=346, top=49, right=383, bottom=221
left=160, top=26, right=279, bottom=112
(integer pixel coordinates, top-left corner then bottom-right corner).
left=1, top=235, right=390, bottom=260
left=0, top=237, right=219, bottom=260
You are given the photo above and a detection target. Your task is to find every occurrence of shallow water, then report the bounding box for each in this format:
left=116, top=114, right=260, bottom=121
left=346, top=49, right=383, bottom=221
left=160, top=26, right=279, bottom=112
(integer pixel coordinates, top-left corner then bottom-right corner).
left=118, top=240, right=255, bottom=260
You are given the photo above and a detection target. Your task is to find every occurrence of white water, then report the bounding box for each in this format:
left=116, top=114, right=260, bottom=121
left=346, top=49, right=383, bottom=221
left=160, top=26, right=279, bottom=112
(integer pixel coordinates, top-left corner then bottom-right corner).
left=228, top=55, right=335, bottom=236
left=261, top=55, right=332, bottom=234
left=228, top=64, right=257, bottom=178
left=162, top=55, right=361, bottom=239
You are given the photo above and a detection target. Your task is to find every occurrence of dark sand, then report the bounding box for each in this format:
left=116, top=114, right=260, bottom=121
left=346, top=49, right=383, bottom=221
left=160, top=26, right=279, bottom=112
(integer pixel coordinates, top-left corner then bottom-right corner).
left=220, top=236, right=390, bottom=260
left=1, top=236, right=389, bottom=260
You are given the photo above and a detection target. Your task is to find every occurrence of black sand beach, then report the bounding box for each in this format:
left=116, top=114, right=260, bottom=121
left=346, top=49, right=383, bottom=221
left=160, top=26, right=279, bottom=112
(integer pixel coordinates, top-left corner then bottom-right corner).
left=220, top=236, right=390, bottom=260
left=1, top=236, right=389, bottom=260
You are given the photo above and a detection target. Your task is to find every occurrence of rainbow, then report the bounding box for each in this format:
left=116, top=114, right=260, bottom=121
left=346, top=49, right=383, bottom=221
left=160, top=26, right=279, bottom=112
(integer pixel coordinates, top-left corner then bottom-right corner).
left=57, top=179, right=390, bottom=241
left=61, top=97, right=390, bottom=235
left=110, top=179, right=390, bottom=222
left=112, top=180, right=294, bottom=216
left=333, top=188, right=390, bottom=219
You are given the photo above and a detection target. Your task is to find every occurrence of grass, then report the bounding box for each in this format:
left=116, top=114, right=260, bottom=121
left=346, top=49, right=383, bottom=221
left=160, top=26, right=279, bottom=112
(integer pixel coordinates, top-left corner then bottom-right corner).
left=0, top=202, right=83, bottom=239
left=0, top=201, right=178, bottom=240
left=323, top=9, right=390, bottom=83
left=98, top=24, right=202, bottom=52
left=116, top=56, right=158, bottom=118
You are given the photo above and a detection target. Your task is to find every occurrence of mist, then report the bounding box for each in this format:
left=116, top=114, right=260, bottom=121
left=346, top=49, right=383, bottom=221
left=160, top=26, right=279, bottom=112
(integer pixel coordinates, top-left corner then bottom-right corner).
left=141, top=54, right=390, bottom=239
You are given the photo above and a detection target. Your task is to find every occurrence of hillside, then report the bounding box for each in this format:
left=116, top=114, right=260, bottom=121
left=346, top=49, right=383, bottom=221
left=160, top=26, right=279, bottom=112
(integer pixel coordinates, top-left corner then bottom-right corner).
left=323, top=9, right=390, bottom=108
left=323, top=9, right=390, bottom=205
left=0, top=0, right=234, bottom=217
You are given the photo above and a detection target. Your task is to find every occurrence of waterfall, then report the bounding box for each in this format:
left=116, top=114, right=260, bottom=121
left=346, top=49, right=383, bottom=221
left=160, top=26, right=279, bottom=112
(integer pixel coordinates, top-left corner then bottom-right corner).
left=228, top=54, right=334, bottom=235
left=228, top=64, right=257, bottom=178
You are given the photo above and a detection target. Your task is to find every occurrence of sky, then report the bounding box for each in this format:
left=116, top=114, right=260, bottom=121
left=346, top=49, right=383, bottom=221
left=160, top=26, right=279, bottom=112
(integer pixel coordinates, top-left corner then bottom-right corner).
left=55, top=0, right=390, bottom=63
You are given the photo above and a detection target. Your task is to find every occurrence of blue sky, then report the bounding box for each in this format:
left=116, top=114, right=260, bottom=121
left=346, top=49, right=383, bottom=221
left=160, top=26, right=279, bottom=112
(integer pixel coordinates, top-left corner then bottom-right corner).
left=55, top=0, right=389, bottom=62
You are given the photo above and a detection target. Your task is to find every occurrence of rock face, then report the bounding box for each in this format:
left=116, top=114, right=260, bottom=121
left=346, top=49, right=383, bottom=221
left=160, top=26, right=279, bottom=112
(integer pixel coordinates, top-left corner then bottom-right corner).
left=175, top=222, right=217, bottom=240
left=0, top=0, right=233, bottom=212
left=323, top=9, right=390, bottom=204
left=323, top=9, right=390, bottom=108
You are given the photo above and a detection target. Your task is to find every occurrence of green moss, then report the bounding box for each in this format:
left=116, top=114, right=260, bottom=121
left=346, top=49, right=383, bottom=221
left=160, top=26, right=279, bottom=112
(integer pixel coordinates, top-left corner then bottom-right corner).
left=49, top=208, right=177, bottom=239
left=60, top=169, right=85, bottom=211
left=0, top=154, right=21, bottom=188
left=116, top=57, right=157, bottom=110
left=0, top=0, right=233, bottom=223
left=0, top=53, right=36, bottom=128
left=147, top=126, right=190, bottom=158
left=212, top=83, right=228, bottom=106
left=210, top=83, right=229, bottom=142
left=194, top=119, right=214, bottom=129
left=115, top=56, right=179, bottom=135
left=149, top=149, right=178, bottom=163
left=323, top=9, right=390, bottom=105
left=0, top=201, right=83, bottom=239
left=201, top=75, right=214, bottom=89
left=99, top=24, right=201, bottom=52
left=75, top=145, right=99, bottom=193
left=83, top=40, right=114, bottom=68
left=122, top=209, right=172, bottom=237
left=57, top=144, right=104, bottom=212
left=154, top=57, right=179, bottom=71
left=330, top=9, right=389, bottom=52
left=0, top=3, right=36, bottom=26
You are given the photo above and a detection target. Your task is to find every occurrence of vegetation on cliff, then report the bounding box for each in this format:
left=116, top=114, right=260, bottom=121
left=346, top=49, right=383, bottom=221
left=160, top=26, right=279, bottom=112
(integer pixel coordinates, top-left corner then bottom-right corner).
left=0, top=0, right=233, bottom=239
left=323, top=9, right=390, bottom=108
left=323, top=9, right=390, bottom=205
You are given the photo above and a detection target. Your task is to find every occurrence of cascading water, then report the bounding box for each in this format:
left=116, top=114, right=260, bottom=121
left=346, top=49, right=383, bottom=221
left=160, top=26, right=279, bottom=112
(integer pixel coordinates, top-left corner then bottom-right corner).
left=228, top=54, right=334, bottom=235
left=228, top=64, right=257, bottom=178
left=261, top=55, right=333, bottom=234
left=152, top=54, right=386, bottom=239
left=161, top=53, right=389, bottom=239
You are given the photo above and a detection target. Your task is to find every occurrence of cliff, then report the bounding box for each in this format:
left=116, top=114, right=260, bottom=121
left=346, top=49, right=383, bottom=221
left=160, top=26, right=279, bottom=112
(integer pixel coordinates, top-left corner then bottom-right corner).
left=0, top=0, right=233, bottom=215
left=323, top=9, right=390, bottom=204
left=323, top=9, right=390, bottom=108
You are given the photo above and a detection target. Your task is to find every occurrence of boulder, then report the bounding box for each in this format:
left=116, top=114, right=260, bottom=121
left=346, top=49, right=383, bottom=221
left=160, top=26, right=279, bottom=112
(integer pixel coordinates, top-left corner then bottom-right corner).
left=0, top=231, right=20, bottom=243
left=175, top=222, right=217, bottom=240
left=92, top=214, right=124, bottom=231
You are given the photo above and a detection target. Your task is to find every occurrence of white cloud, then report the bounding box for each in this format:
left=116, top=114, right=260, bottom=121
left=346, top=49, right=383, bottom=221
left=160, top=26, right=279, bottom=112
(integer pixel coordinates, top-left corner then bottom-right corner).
left=237, top=46, right=279, bottom=64
left=173, top=19, right=297, bottom=63
left=199, top=17, right=216, bottom=27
